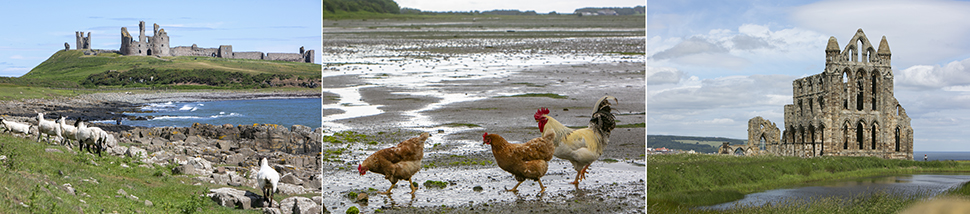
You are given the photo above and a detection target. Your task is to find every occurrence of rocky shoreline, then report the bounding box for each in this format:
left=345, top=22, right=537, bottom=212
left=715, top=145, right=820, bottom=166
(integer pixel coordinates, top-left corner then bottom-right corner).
left=0, top=90, right=325, bottom=213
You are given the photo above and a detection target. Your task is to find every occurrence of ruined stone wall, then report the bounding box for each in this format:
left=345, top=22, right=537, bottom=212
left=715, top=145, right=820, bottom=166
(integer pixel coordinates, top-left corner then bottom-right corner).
left=113, top=21, right=313, bottom=63
left=169, top=45, right=220, bottom=57
left=232, top=52, right=265, bottom=60
left=748, top=29, right=913, bottom=160
left=75, top=31, right=91, bottom=50
left=265, top=53, right=304, bottom=62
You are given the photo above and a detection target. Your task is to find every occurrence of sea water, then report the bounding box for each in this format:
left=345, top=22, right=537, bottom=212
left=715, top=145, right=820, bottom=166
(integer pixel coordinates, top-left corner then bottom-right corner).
left=102, top=98, right=321, bottom=129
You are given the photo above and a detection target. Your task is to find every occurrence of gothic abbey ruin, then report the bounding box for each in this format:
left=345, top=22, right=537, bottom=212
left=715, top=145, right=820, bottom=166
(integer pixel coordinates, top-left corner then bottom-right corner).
left=727, top=29, right=914, bottom=160
left=73, top=21, right=314, bottom=63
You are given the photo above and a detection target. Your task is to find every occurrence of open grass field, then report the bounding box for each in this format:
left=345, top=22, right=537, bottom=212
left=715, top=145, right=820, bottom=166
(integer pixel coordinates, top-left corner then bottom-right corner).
left=648, top=153, right=970, bottom=213
left=18, top=50, right=320, bottom=87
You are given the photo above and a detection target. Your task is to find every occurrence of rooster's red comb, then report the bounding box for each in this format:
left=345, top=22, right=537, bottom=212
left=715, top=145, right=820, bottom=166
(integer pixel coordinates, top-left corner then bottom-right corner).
left=534, top=108, right=550, bottom=120
left=483, top=132, right=488, bottom=138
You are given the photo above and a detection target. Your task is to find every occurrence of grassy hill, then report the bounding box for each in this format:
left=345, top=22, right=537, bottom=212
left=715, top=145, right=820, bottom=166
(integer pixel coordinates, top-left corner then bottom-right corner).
left=18, top=50, right=320, bottom=88
left=647, top=135, right=747, bottom=153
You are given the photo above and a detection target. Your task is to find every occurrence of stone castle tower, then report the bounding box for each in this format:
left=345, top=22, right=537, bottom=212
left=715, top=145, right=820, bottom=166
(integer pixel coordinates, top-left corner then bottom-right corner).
left=75, top=31, right=91, bottom=50
left=121, top=21, right=170, bottom=56
left=745, top=29, right=914, bottom=160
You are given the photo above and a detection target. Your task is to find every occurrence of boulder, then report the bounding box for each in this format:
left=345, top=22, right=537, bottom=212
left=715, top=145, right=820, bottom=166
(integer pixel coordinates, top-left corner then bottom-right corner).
left=304, top=174, right=321, bottom=191
left=108, top=146, right=128, bottom=156
left=224, top=153, right=248, bottom=166
left=208, top=187, right=276, bottom=209
left=126, top=146, right=148, bottom=159
left=262, top=208, right=282, bottom=214
left=280, top=173, right=304, bottom=185
left=212, top=173, right=231, bottom=185
left=277, top=183, right=306, bottom=195
left=184, top=135, right=207, bottom=145
left=279, top=196, right=318, bottom=214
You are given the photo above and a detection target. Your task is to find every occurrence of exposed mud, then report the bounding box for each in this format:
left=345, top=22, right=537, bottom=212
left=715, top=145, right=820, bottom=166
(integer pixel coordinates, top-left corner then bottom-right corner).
left=323, top=16, right=645, bottom=213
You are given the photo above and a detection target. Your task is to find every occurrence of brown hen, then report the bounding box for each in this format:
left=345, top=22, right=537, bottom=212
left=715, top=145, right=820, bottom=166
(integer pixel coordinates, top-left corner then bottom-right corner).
left=483, top=131, right=556, bottom=193
left=358, top=132, right=430, bottom=195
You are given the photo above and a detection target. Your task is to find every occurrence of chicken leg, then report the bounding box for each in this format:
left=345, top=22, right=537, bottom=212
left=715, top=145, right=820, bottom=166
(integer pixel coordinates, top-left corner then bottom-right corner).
left=570, top=164, right=591, bottom=185
left=507, top=180, right=524, bottom=192
left=378, top=181, right=396, bottom=195
left=538, top=179, right=546, bottom=193
left=408, top=178, right=418, bottom=195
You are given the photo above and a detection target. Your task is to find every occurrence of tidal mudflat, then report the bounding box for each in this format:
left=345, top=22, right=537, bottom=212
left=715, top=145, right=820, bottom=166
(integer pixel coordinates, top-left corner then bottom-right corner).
left=323, top=15, right=645, bottom=213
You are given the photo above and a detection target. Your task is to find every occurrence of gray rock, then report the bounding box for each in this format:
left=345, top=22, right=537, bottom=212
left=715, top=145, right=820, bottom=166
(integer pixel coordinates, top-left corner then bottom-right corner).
left=224, top=153, right=248, bottom=166
left=208, top=187, right=275, bottom=209
left=144, top=200, right=153, bottom=207
left=280, top=173, right=304, bottom=185
left=184, top=135, right=207, bottom=145
left=173, top=164, right=196, bottom=175
left=62, top=183, right=75, bottom=196
left=117, top=189, right=127, bottom=196
left=311, top=196, right=322, bottom=206
left=170, top=133, right=187, bottom=142
left=108, top=146, right=128, bottom=156
left=212, top=173, right=231, bottom=185
left=277, top=183, right=306, bottom=195
left=188, top=157, right=213, bottom=173
left=355, top=192, right=368, bottom=203
left=127, top=146, right=148, bottom=159
left=45, top=148, right=63, bottom=153
left=279, top=196, right=317, bottom=214
left=263, top=207, right=282, bottom=214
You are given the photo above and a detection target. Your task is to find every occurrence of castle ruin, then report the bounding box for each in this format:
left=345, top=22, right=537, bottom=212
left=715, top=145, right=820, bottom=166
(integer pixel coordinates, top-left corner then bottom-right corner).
left=73, top=21, right=314, bottom=63
left=731, top=29, right=914, bottom=160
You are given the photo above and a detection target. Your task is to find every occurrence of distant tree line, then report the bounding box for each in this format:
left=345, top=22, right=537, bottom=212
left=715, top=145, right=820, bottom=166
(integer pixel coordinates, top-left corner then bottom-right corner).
left=574, top=6, right=645, bottom=15
left=648, top=135, right=746, bottom=154
left=82, top=68, right=317, bottom=89
left=324, top=0, right=400, bottom=14
left=400, top=8, right=544, bottom=15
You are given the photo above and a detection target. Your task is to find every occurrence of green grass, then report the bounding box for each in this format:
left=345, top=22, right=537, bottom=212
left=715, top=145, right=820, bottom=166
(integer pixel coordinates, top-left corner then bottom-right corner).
left=440, top=123, right=481, bottom=128
left=616, top=123, right=645, bottom=128
left=496, top=93, right=567, bottom=99
left=0, top=83, right=86, bottom=101
left=648, top=153, right=970, bottom=213
left=422, top=180, right=448, bottom=189
left=18, top=50, right=319, bottom=87
left=0, top=134, right=257, bottom=213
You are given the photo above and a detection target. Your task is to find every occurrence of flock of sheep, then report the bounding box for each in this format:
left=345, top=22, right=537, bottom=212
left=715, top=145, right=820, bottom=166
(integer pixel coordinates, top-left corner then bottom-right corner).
left=1, top=113, right=115, bottom=156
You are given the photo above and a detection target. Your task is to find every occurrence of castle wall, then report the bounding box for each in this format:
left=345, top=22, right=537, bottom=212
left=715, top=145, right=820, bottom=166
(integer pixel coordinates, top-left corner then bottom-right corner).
left=233, top=52, right=264, bottom=60
left=113, top=21, right=313, bottom=63
left=169, top=46, right=219, bottom=57
left=265, top=53, right=304, bottom=62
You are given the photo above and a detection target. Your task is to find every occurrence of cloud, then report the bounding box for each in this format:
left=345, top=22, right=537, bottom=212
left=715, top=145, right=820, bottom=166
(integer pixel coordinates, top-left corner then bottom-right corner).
left=791, top=0, right=970, bottom=67
left=9, top=55, right=24, bottom=59
left=647, top=66, right=685, bottom=85
left=648, top=24, right=827, bottom=71
left=651, top=37, right=727, bottom=60
left=895, top=57, right=970, bottom=90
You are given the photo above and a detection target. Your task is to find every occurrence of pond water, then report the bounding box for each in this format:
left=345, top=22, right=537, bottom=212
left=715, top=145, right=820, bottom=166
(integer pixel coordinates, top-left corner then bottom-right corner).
left=699, top=174, right=970, bottom=210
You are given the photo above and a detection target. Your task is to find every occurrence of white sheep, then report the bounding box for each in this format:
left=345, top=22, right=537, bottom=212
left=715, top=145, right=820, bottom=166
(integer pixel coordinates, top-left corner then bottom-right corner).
left=1, top=118, right=31, bottom=136
left=74, top=120, right=105, bottom=156
left=57, top=117, right=79, bottom=146
left=36, top=113, right=62, bottom=144
left=256, top=158, right=280, bottom=208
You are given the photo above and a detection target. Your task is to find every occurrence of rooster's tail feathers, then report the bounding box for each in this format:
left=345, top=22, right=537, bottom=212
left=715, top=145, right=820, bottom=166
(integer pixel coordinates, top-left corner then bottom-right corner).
left=589, top=96, right=617, bottom=140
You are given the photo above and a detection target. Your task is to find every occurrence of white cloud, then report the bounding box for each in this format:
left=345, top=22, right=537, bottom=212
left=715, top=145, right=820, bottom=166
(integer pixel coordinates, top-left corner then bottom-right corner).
left=895, top=58, right=970, bottom=90
left=791, top=0, right=970, bottom=67
left=647, top=66, right=685, bottom=85
left=648, top=24, right=828, bottom=71
left=9, top=55, right=24, bottom=59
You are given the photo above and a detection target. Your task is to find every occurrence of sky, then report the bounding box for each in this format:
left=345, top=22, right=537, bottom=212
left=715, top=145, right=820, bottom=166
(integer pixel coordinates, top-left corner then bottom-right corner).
left=648, top=0, right=970, bottom=151
left=396, top=0, right=643, bottom=13
left=0, top=0, right=321, bottom=77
